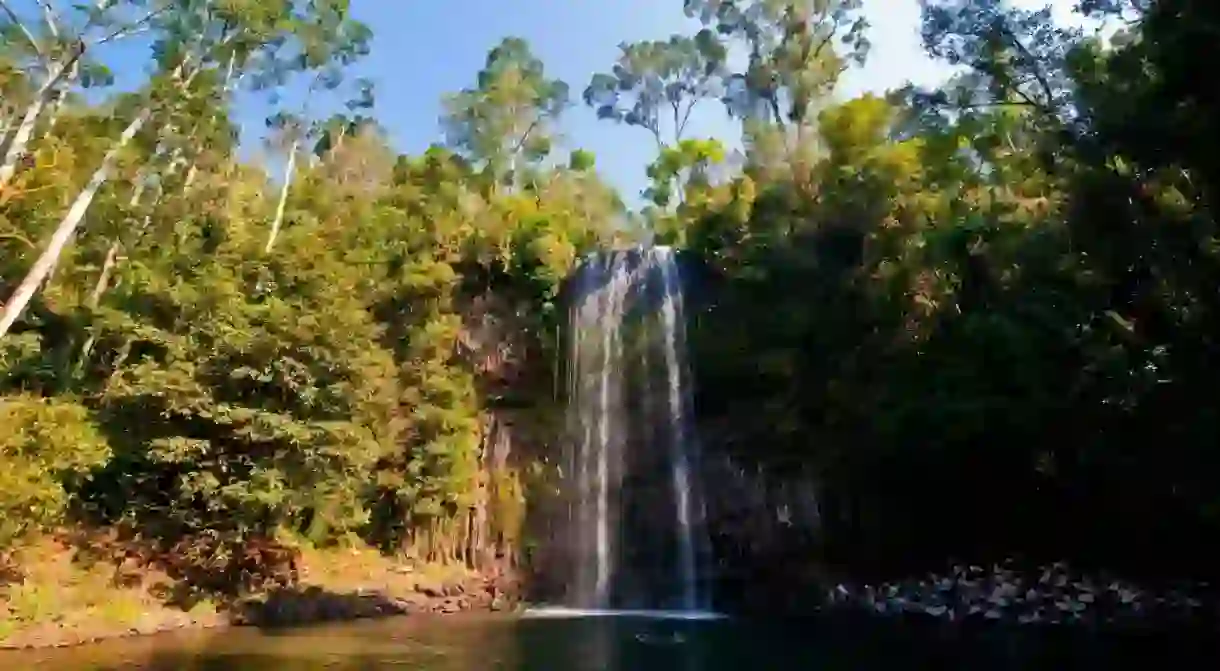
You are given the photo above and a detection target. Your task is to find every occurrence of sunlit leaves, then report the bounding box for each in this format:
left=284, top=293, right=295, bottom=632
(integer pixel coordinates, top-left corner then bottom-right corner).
left=0, top=395, right=110, bottom=545
left=644, top=137, right=727, bottom=209
left=568, top=148, right=596, bottom=172
left=442, top=37, right=569, bottom=187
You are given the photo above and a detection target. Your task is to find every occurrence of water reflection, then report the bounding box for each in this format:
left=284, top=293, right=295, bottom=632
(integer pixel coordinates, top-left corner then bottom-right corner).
left=4, top=613, right=1220, bottom=670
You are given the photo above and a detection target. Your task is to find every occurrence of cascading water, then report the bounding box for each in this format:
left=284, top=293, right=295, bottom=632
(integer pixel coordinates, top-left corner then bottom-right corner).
left=552, top=245, right=712, bottom=613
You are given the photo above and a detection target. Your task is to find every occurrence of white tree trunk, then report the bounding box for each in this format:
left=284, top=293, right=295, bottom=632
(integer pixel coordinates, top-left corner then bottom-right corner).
left=181, top=52, right=238, bottom=193
left=0, top=54, right=80, bottom=189
left=0, top=107, right=150, bottom=339
left=0, top=111, right=13, bottom=149
left=0, top=0, right=167, bottom=187
left=75, top=167, right=156, bottom=367
left=74, top=236, right=121, bottom=370
left=41, top=60, right=79, bottom=140
left=88, top=241, right=121, bottom=309
left=76, top=58, right=205, bottom=309
left=264, top=139, right=299, bottom=253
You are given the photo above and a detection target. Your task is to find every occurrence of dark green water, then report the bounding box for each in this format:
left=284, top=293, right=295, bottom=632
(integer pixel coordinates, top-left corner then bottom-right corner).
left=4, top=613, right=1218, bottom=670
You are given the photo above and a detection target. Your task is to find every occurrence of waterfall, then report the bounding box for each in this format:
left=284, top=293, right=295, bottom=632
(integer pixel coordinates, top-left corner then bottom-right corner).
left=559, top=246, right=710, bottom=612
left=657, top=247, right=700, bottom=611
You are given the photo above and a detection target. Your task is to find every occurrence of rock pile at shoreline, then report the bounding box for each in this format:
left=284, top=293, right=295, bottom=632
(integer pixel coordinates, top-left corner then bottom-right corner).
left=824, top=560, right=1216, bottom=628
left=234, top=573, right=521, bottom=627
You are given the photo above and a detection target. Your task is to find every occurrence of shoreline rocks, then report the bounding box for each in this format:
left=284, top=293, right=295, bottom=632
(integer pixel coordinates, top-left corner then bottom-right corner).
left=235, top=574, right=521, bottom=627
left=816, top=559, right=1218, bottom=630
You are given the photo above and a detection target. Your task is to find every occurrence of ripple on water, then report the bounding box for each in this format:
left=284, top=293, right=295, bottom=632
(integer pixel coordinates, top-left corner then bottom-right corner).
left=521, top=607, right=727, bottom=621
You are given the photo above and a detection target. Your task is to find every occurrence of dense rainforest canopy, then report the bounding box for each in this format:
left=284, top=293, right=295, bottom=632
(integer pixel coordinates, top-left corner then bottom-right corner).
left=1, top=0, right=1218, bottom=585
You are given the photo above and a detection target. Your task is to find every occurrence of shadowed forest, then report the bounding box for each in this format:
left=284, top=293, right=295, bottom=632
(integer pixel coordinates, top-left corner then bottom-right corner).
left=1, top=0, right=1218, bottom=628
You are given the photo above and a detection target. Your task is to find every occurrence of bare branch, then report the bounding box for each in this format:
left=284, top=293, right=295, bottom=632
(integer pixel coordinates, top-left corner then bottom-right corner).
left=0, top=0, right=46, bottom=59
left=0, top=231, right=36, bottom=249
left=677, top=99, right=700, bottom=142
left=670, top=98, right=681, bottom=143
left=92, top=3, right=169, bottom=46
left=994, top=21, right=1057, bottom=112
left=511, top=118, right=541, bottom=156
left=34, top=0, right=59, bottom=40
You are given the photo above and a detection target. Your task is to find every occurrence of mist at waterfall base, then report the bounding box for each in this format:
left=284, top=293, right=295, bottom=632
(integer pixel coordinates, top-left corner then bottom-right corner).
left=537, top=246, right=714, bottom=614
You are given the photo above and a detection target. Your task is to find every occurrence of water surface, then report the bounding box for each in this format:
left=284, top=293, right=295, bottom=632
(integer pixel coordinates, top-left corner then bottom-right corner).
left=4, top=612, right=1218, bottom=670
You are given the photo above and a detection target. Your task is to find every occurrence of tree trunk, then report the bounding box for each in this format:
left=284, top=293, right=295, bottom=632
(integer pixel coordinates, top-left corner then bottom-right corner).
left=70, top=55, right=207, bottom=369
left=264, top=139, right=299, bottom=253
left=73, top=173, right=151, bottom=368
left=88, top=241, right=121, bottom=310
left=0, top=111, right=14, bottom=149
left=0, top=107, right=150, bottom=339
left=0, top=51, right=83, bottom=189
left=183, top=52, right=238, bottom=193
left=41, top=56, right=79, bottom=141
left=183, top=163, right=199, bottom=189
left=72, top=56, right=204, bottom=313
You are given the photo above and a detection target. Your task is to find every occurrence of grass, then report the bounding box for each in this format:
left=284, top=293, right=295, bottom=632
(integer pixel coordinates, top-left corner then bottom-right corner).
left=297, top=543, right=477, bottom=594
left=0, top=537, right=170, bottom=641
left=0, top=533, right=491, bottom=648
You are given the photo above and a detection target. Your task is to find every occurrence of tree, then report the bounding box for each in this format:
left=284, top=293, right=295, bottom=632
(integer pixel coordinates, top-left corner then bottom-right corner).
left=0, top=0, right=163, bottom=189
left=0, top=54, right=201, bottom=340
left=0, top=0, right=373, bottom=336
left=684, top=0, right=870, bottom=127
left=583, top=34, right=727, bottom=151
left=252, top=0, right=374, bottom=253
left=644, top=137, right=725, bottom=205
left=917, top=0, right=1082, bottom=126
left=442, top=37, right=569, bottom=189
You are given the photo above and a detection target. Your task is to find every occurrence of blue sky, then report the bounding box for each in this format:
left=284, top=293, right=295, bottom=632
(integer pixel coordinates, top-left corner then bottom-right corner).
left=329, top=0, right=1076, bottom=203
left=18, top=0, right=1076, bottom=203
left=334, top=0, right=957, bottom=203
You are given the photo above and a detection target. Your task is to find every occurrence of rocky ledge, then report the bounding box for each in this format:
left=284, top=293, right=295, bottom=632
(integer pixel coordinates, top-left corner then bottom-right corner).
left=820, top=560, right=1218, bottom=629
left=234, top=574, right=521, bottom=627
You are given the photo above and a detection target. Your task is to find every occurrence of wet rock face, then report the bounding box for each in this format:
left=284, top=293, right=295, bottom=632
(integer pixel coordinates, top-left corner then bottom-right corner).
left=698, top=456, right=827, bottom=614
left=822, top=560, right=1218, bottom=629
left=694, top=456, right=1220, bottom=631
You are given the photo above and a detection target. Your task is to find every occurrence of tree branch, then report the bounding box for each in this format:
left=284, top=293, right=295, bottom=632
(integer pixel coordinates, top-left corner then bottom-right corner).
left=994, top=20, right=1057, bottom=113
left=511, top=118, right=540, bottom=156
left=0, top=231, right=36, bottom=249
left=0, top=0, right=45, bottom=59
left=677, top=99, right=699, bottom=142
left=670, top=98, right=682, bottom=143
left=767, top=93, right=785, bottom=129
left=92, top=3, right=169, bottom=46
left=34, top=0, right=59, bottom=40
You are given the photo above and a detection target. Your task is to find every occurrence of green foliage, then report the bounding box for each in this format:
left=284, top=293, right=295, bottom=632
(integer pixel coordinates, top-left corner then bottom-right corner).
left=665, top=0, right=1220, bottom=577
left=568, top=148, right=596, bottom=172
left=442, top=37, right=570, bottom=188
left=4, top=0, right=1220, bottom=590
left=684, top=0, right=870, bottom=124
left=583, top=34, right=727, bottom=147
left=0, top=14, right=608, bottom=570
left=0, top=395, right=110, bottom=546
